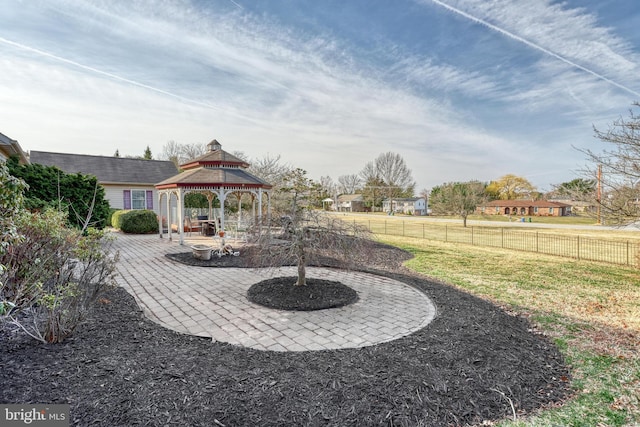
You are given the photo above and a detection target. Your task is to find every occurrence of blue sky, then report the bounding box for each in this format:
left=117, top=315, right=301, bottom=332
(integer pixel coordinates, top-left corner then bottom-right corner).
left=1, top=0, right=639, bottom=192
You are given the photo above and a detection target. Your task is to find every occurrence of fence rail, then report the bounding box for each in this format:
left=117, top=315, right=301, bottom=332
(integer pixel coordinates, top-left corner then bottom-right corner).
left=354, top=219, right=640, bottom=267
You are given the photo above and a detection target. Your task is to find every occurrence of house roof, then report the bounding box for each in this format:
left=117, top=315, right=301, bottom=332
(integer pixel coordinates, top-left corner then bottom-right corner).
left=0, top=132, right=29, bottom=164
left=337, top=194, right=364, bottom=202
left=29, top=151, right=178, bottom=185
left=482, top=200, right=571, bottom=208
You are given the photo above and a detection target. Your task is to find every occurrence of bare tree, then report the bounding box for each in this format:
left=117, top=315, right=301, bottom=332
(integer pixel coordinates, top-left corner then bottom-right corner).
left=159, top=141, right=207, bottom=168
left=249, top=210, right=373, bottom=287
left=360, top=152, right=416, bottom=203
left=581, top=102, right=640, bottom=224
left=418, top=187, right=430, bottom=214
left=375, top=152, right=415, bottom=196
left=247, top=153, right=292, bottom=187
left=430, top=181, right=486, bottom=227
left=161, top=140, right=182, bottom=168
left=337, top=174, right=362, bottom=194
left=181, top=143, right=207, bottom=162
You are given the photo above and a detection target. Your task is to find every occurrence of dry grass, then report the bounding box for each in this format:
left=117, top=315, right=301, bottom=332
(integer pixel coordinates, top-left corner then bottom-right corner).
left=377, top=235, right=640, bottom=426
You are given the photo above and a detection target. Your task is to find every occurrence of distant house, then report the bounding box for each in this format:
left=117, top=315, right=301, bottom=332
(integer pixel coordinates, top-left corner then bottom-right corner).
left=0, top=132, right=28, bottom=164
left=550, top=198, right=595, bottom=214
left=336, top=194, right=365, bottom=212
left=29, top=151, right=178, bottom=214
left=476, top=199, right=572, bottom=217
left=382, top=197, right=427, bottom=215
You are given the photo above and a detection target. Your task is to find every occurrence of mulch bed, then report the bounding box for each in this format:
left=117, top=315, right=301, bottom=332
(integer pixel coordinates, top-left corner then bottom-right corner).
left=1, top=242, right=571, bottom=426
left=247, top=277, right=359, bottom=311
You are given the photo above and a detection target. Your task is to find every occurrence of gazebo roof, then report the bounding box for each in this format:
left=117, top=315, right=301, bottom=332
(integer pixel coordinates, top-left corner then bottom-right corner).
left=179, top=139, right=250, bottom=170
left=155, top=166, right=272, bottom=189
left=154, top=139, right=272, bottom=190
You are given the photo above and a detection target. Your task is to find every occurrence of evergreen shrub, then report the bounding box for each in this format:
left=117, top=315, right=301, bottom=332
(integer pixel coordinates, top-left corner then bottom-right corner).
left=119, top=210, right=158, bottom=234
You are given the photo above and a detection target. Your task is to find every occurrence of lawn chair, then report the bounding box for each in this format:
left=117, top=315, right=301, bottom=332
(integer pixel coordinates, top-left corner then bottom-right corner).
left=185, top=217, right=202, bottom=236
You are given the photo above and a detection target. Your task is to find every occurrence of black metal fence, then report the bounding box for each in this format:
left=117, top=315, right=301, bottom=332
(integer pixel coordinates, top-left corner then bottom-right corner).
left=354, top=219, right=640, bottom=267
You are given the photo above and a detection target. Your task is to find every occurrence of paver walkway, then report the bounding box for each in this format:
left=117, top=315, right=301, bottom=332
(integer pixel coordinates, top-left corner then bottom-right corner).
left=112, top=232, right=436, bottom=352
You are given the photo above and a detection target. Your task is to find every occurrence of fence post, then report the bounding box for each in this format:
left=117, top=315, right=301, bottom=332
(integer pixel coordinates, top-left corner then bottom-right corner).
left=536, top=232, right=539, bottom=253
left=471, top=226, right=474, bottom=245
left=577, top=235, right=580, bottom=260
left=627, top=241, right=630, bottom=266
left=501, top=228, right=504, bottom=248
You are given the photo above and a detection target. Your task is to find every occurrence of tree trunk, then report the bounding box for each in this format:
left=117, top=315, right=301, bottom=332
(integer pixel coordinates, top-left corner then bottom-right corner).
left=295, top=232, right=306, bottom=286
left=296, top=259, right=306, bottom=286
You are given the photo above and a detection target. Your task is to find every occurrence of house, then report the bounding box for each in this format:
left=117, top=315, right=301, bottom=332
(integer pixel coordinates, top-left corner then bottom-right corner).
left=0, top=132, right=29, bottom=164
left=336, top=194, right=365, bottom=212
left=476, top=199, right=572, bottom=217
left=29, top=151, right=178, bottom=214
left=382, top=197, right=427, bottom=215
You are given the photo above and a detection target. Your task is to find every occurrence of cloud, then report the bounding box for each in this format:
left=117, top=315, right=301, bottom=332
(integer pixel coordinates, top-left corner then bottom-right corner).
left=426, top=0, right=640, bottom=97
left=1, top=0, right=635, bottom=191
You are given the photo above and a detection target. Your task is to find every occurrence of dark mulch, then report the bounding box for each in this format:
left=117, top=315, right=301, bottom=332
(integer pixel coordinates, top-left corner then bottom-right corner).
left=247, top=277, right=359, bottom=311
left=1, top=242, right=571, bottom=426
left=166, top=251, right=249, bottom=267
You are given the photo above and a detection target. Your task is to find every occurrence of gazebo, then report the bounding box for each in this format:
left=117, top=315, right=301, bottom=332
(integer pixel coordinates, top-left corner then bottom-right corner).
left=155, top=139, right=273, bottom=244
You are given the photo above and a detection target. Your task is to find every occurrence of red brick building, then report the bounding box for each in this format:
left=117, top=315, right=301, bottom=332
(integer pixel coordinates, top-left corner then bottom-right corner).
left=476, top=200, right=572, bottom=217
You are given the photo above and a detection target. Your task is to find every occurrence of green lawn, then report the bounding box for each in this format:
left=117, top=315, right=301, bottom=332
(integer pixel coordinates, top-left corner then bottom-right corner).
left=378, top=235, right=640, bottom=427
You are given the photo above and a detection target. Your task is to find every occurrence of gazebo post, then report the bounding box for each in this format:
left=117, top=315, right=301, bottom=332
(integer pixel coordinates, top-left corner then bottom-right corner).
left=158, top=191, right=163, bottom=239
left=206, top=192, right=214, bottom=222
left=237, top=193, right=242, bottom=229
left=178, top=189, right=184, bottom=245
left=167, top=190, right=173, bottom=241
left=218, top=190, right=227, bottom=234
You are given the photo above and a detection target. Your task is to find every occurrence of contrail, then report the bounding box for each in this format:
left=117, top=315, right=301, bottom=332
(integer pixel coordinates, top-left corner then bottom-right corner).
left=0, top=36, right=221, bottom=109
left=430, top=0, right=640, bottom=98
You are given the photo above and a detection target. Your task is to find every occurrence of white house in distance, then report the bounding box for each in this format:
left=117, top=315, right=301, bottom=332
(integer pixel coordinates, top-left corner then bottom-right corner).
left=335, top=194, right=366, bottom=212
left=29, top=151, right=178, bottom=215
left=383, top=197, right=427, bottom=215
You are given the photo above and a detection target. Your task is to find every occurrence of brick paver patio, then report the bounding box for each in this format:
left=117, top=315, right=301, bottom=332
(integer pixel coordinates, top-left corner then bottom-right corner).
left=112, top=232, right=436, bottom=352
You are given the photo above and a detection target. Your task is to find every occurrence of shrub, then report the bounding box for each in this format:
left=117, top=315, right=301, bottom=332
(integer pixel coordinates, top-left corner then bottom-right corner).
left=111, top=209, right=128, bottom=229
left=0, top=162, right=27, bottom=255
left=6, top=156, right=111, bottom=229
left=0, top=209, right=118, bottom=343
left=119, top=210, right=159, bottom=234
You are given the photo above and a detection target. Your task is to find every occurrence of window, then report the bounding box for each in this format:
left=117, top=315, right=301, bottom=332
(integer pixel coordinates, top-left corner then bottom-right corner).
left=549, top=207, right=554, bottom=214
left=131, top=190, right=146, bottom=210
left=123, top=189, right=153, bottom=210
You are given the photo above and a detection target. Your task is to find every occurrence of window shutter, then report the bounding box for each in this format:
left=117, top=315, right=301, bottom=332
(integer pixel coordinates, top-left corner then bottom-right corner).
left=123, top=190, right=131, bottom=209
left=146, top=190, right=153, bottom=210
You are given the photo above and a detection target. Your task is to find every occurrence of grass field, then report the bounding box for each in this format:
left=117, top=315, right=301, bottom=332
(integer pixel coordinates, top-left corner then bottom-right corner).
left=378, top=235, right=640, bottom=426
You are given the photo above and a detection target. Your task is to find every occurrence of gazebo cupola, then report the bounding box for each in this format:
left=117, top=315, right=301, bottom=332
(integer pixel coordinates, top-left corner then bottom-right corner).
left=155, top=139, right=273, bottom=244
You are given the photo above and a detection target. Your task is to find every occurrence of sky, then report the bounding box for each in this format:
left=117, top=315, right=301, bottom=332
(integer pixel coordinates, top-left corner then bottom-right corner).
left=1, top=0, right=639, bottom=193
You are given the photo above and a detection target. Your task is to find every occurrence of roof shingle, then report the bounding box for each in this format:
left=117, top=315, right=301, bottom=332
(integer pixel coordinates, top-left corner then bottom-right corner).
left=29, top=151, right=178, bottom=185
